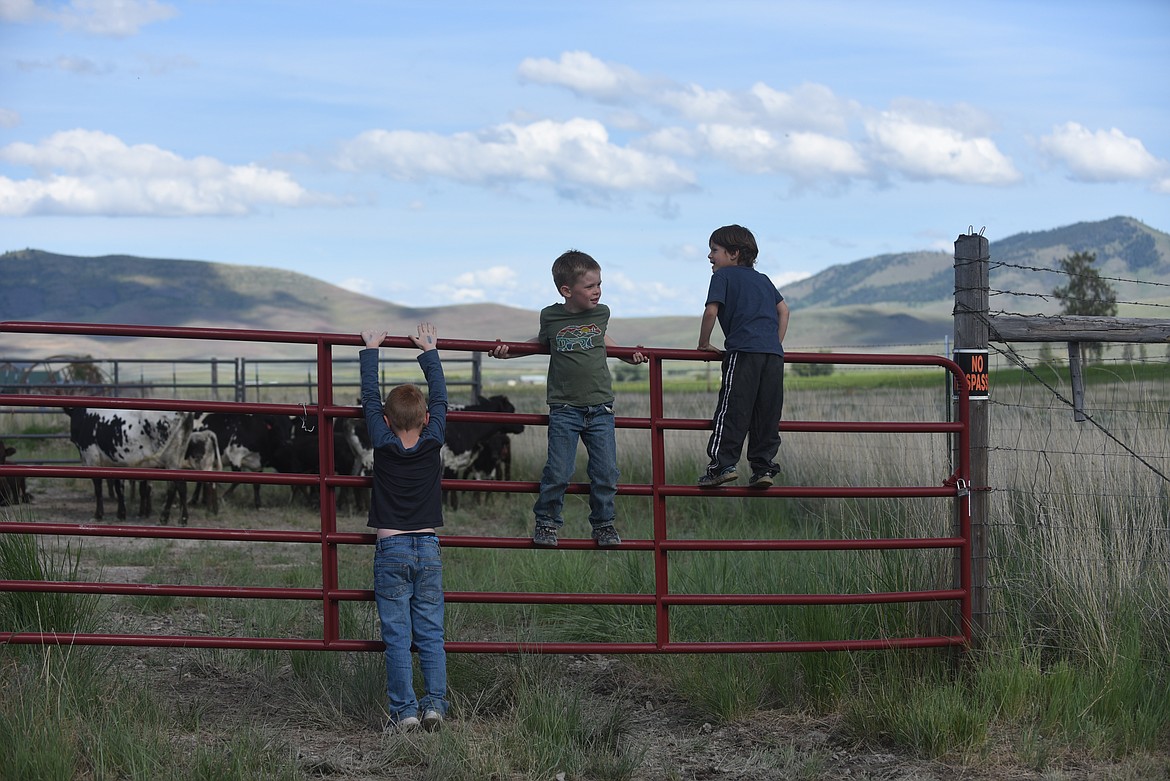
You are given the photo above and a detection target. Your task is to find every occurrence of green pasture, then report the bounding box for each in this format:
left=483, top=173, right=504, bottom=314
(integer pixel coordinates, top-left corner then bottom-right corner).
left=2, top=376, right=1169, bottom=779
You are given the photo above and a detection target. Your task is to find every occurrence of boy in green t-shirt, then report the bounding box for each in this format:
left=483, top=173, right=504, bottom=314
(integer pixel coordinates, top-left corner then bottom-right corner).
left=490, top=250, right=647, bottom=548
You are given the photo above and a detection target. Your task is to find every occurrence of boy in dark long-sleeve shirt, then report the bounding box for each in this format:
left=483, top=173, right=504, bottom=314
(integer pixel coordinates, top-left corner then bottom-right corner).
left=360, top=322, right=449, bottom=733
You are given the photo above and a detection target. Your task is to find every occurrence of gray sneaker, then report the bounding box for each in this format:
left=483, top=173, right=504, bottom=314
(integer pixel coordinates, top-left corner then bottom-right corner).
left=421, top=709, right=444, bottom=732
left=698, top=467, right=738, bottom=488
left=592, top=525, right=621, bottom=547
left=386, top=715, right=420, bottom=733
left=533, top=525, right=558, bottom=547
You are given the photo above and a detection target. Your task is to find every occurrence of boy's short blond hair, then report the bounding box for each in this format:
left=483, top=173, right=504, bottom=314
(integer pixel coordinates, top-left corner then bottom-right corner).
left=385, top=384, right=427, bottom=431
left=551, top=249, right=600, bottom=290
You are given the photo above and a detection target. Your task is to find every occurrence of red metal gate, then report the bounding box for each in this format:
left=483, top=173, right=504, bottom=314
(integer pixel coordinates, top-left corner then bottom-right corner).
left=1, top=321, right=971, bottom=654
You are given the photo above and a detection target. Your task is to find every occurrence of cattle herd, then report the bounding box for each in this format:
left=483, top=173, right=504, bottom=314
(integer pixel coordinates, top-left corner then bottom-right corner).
left=0, top=396, right=525, bottom=525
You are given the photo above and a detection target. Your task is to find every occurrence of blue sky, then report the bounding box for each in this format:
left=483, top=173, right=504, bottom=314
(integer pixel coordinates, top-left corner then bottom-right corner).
left=2, top=0, right=1168, bottom=317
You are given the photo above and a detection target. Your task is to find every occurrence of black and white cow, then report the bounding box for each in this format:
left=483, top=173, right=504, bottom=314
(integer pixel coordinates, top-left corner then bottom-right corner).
left=192, top=413, right=296, bottom=508
left=0, top=439, right=32, bottom=506
left=64, top=407, right=195, bottom=524
left=442, top=395, right=525, bottom=510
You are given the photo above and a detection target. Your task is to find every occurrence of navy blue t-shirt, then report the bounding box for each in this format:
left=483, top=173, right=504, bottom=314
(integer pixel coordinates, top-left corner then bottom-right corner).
left=706, top=265, right=785, bottom=356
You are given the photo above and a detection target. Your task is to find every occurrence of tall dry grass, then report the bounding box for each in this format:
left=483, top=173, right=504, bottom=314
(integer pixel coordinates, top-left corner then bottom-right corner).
left=2, top=364, right=1168, bottom=771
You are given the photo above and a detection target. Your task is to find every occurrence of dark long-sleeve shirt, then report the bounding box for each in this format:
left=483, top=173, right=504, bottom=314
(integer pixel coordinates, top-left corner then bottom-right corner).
left=360, top=348, right=448, bottom=532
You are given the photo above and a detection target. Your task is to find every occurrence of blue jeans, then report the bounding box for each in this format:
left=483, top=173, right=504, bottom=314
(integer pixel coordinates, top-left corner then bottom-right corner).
left=373, top=534, right=448, bottom=721
left=533, top=403, right=619, bottom=532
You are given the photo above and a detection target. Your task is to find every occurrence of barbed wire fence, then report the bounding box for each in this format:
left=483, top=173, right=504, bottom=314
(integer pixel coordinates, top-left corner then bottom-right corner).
left=954, top=231, right=1169, bottom=646
left=786, top=235, right=1169, bottom=646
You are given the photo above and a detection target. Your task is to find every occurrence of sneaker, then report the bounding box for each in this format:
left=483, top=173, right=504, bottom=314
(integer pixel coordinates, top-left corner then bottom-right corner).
left=748, top=472, right=774, bottom=489
left=592, top=525, right=621, bottom=547
left=421, top=709, right=444, bottom=732
left=698, top=467, right=738, bottom=488
left=387, top=715, right=420, bottom=733
left=533, top=525, right=559, bottom=547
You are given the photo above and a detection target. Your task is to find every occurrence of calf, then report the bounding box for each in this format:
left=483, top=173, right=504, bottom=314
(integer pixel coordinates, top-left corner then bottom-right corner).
left=193, top=413, right=295, bottom=508
left=340, top=416, right=373, bottom=476
left=183, top=429, right=222, bottom=515
left=0, top=439, right=32, bottom=506
left=64, top=407, right=195, bottom=524
left=442, top=395, right=525, bottom=510
left=461, top=429, right=515, bottom=507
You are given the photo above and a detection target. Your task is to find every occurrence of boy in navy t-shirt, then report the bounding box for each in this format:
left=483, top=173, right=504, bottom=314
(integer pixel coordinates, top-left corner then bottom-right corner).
left=696, top=224, right=790, bottom=488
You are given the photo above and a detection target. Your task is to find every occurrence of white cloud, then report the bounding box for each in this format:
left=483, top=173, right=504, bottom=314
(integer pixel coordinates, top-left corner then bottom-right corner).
left=337, top=277, right=374, bottom=296
left=0, top=108, right=20, bottom=127
left=639, top=127, right=698, bottom=158
left=517, top=51, right=1036, bottom=191
left=750, top=82, right=857, bottom=135
left=0, top=129, right=317, bottom=216
left=604, top=269, right=684, bottom=303
left=517, top=50, right=652, bottom=102
left=885, top=98, right=1000, bottom=137
left=0, top=0, right=42, bottom=22
left=520, top=52, right=858, bottom=136
left=1, top=0, right=177, bottom=36
left=866, top=112, right=1020, bottom=185
left=666, top=242, right=705, bottom=261
left=699, top=124, right=868, bottom=179
left=771, top=270, right=813, bottom=289
left=139, top=52, right=197, bottom=75
left=1037, top=122, right=1166, bottom=183
left=16, top=55, right=114, bottom=74
left=335, top=118, right=697, bottom=194
left=657, top=84, right=753, bottom=125
left=429, top=265, right=519, bottom=304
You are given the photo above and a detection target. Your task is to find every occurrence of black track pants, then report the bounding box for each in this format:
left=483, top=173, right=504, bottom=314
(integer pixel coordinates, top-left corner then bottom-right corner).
left=704, top=351, right=785, bottom=476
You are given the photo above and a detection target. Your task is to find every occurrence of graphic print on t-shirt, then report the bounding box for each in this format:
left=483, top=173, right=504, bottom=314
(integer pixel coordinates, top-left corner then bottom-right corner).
left=555, top=323, right=602, bottom=352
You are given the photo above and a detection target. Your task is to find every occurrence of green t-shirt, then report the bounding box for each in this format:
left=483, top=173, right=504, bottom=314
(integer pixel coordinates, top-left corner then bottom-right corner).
left=539, top=303, right=614, bottom=407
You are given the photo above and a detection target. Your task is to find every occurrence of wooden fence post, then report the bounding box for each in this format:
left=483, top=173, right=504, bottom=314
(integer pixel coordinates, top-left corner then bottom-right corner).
left=954, top=230, right=990, bottom=642
left=1067, top=342, right=1087, bottom=421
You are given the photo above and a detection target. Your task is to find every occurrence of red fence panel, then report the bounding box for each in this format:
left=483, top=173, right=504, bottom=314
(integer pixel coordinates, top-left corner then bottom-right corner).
left=1, top=321, right=971, bottom=654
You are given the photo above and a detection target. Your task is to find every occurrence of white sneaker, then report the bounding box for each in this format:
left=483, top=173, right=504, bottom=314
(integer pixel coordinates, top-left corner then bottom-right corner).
left=422, top=709, right=444, bottom=732
left=387, top=715, right=420, bottom=733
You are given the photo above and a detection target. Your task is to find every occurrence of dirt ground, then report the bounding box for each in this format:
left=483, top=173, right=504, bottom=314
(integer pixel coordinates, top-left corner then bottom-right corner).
left=9, top=482, right=1166, bottom=781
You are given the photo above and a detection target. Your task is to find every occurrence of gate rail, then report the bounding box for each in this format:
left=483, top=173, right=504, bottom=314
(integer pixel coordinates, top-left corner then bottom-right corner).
left=0, top=320, right=972, bottom=654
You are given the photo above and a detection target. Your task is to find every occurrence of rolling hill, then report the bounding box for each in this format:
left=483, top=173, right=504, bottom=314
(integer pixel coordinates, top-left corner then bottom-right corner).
left=784, top=216, right=1170, bottom=315
left=2, top=216, right=1167, bottom=360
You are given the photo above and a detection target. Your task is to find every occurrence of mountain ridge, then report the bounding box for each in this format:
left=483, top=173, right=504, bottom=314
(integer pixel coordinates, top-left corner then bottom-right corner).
left=783, top=216, right=1170, bottom=314
left=3, top=216, right=1167, bottom=360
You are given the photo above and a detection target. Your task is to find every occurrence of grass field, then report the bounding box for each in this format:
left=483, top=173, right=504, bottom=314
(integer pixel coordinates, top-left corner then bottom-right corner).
left=2, top=364, right=1168, bottom=779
